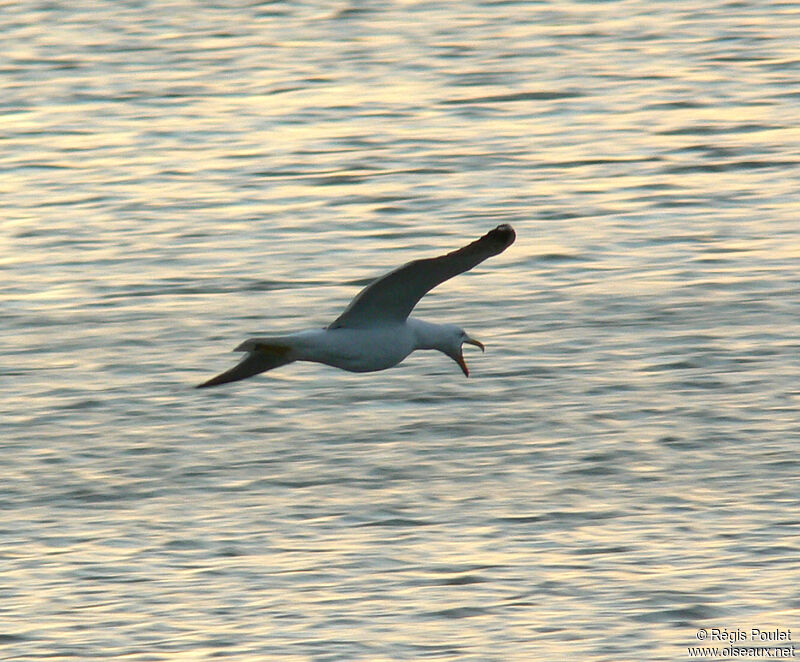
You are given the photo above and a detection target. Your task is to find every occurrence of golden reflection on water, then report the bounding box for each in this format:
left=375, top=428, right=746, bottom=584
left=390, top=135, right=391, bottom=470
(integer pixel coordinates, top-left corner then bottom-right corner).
left=3, top=0, right=800, bottom=659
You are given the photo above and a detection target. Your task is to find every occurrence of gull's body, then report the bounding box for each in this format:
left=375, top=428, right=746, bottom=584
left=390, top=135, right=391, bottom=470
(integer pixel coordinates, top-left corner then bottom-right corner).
left=197, top=225, right=515, bottom=388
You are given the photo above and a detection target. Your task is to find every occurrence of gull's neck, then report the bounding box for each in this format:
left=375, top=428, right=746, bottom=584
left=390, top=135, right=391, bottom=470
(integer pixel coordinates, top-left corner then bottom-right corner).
left=406, top=318, right=452, bottom=351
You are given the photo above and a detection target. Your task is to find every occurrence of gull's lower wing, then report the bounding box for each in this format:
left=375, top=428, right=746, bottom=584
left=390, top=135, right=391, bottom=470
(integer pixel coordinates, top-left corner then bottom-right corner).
left=196, top=342, right=293, bottom=388
left=328, top=224, right=515, bottom=329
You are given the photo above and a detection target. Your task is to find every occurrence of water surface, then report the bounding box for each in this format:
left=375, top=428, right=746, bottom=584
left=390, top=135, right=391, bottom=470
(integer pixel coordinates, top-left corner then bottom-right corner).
left=2, top=1, right=800, bottom=660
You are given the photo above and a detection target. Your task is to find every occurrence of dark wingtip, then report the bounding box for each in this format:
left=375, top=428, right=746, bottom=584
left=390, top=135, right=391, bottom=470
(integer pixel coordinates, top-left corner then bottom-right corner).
left=489, top=224, right=516, bottom=248
left=196, top=372, right=240, bottom=388
left=196, top=373, right=235, bottom=388
left=480, top=224, right=515, bottom=256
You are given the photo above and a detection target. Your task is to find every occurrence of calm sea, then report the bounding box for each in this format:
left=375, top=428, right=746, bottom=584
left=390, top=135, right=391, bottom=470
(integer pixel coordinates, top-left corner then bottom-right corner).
left=2, top=1, right=799, bottom=660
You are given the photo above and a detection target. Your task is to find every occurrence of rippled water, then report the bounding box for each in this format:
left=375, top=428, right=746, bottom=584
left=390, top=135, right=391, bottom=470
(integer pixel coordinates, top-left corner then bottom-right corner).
left=3, top=1, right=800, bottom=660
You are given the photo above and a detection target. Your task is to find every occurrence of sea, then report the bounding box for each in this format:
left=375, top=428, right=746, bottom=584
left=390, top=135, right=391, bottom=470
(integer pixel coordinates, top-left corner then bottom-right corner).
left=2, top=1, right=799, bottom=660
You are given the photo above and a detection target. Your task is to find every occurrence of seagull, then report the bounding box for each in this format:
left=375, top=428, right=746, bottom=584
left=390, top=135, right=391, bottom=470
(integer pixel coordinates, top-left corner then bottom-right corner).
left=197, top=224, right=516, bottom=388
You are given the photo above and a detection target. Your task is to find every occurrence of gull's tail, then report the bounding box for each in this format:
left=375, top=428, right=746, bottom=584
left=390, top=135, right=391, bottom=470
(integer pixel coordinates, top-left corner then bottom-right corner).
left=196, top=339, right=294, bottom=388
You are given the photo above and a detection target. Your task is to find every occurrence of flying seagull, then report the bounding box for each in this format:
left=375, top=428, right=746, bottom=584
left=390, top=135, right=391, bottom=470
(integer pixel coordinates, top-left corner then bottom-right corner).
left=197, top=224, right=516, bottom=388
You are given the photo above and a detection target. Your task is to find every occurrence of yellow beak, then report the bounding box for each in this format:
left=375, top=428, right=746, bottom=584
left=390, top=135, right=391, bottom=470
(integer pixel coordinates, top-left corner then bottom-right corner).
left=456, top=336, right=485, bottom=377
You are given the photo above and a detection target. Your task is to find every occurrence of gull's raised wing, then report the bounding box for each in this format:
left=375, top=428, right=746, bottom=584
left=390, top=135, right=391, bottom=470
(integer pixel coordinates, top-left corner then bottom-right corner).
left=328, top=224, right=515, bottom=329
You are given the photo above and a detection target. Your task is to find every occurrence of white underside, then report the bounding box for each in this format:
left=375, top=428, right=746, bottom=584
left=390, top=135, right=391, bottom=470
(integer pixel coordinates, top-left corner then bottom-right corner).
left=239, top=322, right=424, bottom=373
left=232, top=317, right=465, bottom=376
left=291, top=324, right=418, bottom=372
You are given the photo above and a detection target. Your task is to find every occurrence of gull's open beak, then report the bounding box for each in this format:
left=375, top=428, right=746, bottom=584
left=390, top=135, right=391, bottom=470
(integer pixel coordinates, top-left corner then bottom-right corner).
left=456, top=336, right=485, bottom=377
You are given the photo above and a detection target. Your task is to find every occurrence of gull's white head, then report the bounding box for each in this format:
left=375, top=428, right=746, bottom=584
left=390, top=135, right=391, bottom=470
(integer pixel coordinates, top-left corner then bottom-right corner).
left=438, top=325, right=485, bottom=377
left=409, top=319, right=486, bottom=377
